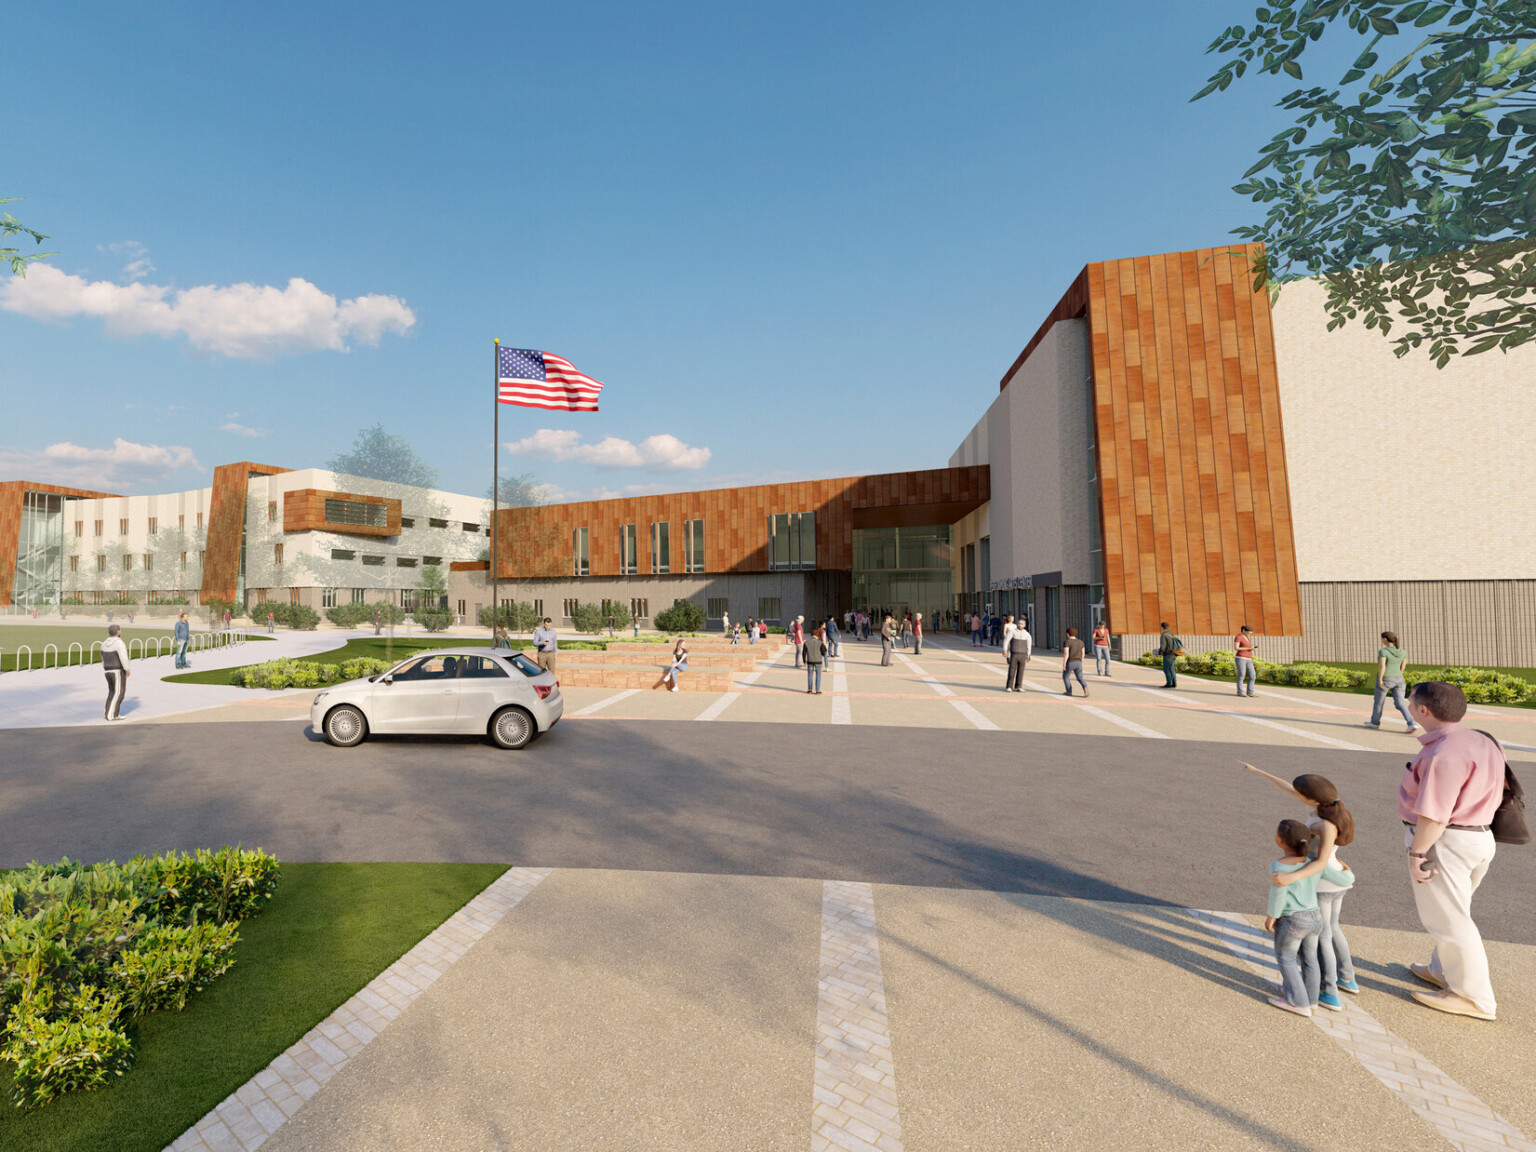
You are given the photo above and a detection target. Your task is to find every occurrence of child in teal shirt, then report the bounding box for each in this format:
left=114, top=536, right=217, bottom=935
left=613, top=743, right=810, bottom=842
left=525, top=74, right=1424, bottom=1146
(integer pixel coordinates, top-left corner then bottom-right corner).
left=1266, top=819, right=1354, bottom=1017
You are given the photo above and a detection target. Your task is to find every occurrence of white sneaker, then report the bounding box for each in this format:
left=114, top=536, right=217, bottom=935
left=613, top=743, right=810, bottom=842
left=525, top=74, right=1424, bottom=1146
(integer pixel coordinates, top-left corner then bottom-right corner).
left=669, top=685, right=678, bottom=692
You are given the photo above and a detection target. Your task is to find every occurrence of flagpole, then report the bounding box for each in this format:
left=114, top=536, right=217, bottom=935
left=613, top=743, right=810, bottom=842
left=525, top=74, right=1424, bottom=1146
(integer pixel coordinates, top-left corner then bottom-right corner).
left=492, top=338, right=500, bottom=646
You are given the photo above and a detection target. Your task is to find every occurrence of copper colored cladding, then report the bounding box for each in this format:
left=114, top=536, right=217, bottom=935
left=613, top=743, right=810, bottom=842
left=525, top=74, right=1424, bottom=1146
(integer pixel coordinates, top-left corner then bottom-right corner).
left=449, top=560, right=489, bottom=572
left=0, top=481, right=121, bottom=606
left=493, top=467, right=989, bottom=580
left=201, top=462, right=291, bottom=602
left=282, top=489, right=401, bottom=537
left=1007, top=244, right=1300, bottom=637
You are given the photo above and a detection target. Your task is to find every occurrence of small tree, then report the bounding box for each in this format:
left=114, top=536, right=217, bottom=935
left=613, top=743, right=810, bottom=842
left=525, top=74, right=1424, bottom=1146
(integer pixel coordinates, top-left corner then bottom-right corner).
left=571, top=602, right=606, bottom=634
left=654, top=600, right=705, bottom=633
left=478, top=601, right=540, bottom=634
left=603, top=600, right=634, bottom=633
left=417, top=564, right=447, bottom=609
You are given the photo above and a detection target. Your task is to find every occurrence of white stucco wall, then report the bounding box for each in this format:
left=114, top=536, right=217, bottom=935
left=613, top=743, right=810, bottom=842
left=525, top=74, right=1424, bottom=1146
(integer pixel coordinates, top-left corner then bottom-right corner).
left=1272, top=279, right=1536, bottom=581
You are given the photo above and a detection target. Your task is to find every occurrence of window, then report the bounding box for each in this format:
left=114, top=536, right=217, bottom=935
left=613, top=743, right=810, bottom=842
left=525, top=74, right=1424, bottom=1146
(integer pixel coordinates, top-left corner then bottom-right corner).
left=396, top=557, right=417, bottom=568
left=268, top=502, right=277, bottom=523
left=74, top=520, right=83, bottom=538
left=531, top=599, right=544, bottom=617
left=69, top=555, right=79, bottom=573
left=148, top=517, right=158, bottom=536
left=707, top=597, right=728, bottom=620
left=460, top=655, right=509, bottom=679
left=324, top=498, right=386, bottom=527
left=429, top=517, right=449, bottom=529
left=361, top=555, right=385, bottom=566
left=274, top=543, right=284, bottom=566
left=198, top=551, right=206, bottom=568
left=620, top=524, right=638, bottom=575
left=322, top=587, right=338, bottom=608
left=423, top=555, right=442, bottom=566
left=122, top=555, right=133, bottom=573
left=462, top=522, right=479, bottom=533
left=768, top=511, right=816, bottom=571
left=684, top=519, right=705, bottom=573
left=93, top=520, right=102, bottom=537
left=400, top=517, right=415, bottom=529
left=630, top=597, right=648, bottom=620
left=392, top=655, right=455, bottom=681
left=179, top=514, right=185, bottom=530
left=351, top=588, right=367, bottom=604
left=180, top=552, right=187, bottom=570
left=96, top=555, right=106, bottom=572
left=562, top=597, right=579, bottom=619
left=143, top=554, right=153, bottom=571
left=456, top=599, right=466, bottom=617
left=758, top=597, right=781, bottom=622
left=331, top=548, right=356, bottom=561
left=196, top=512, right=203, bottom=528
left=120, top=519, right=129, bottom=536
left=572, top=527, right=589, bottom=576
left=650, top=521, right=670, bottom=573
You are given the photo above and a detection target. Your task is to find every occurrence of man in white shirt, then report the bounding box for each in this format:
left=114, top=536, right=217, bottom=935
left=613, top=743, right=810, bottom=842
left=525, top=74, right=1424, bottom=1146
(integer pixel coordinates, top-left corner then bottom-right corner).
left=101, top=624, right=130, bottom=720
left=1005, top=622, right=1032, bottom=692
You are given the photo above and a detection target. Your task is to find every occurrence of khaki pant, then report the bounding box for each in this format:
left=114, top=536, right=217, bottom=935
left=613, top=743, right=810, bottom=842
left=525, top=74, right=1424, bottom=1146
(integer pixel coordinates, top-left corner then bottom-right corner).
left=1406, top=825, right=1498, bottom=1015
left=535, top=651, right=557, bottom=672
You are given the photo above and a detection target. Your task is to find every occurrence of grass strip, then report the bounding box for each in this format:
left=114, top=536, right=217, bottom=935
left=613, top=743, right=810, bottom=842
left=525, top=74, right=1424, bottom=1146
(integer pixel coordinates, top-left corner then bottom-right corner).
left=0, top=861, right=508, bottom=1152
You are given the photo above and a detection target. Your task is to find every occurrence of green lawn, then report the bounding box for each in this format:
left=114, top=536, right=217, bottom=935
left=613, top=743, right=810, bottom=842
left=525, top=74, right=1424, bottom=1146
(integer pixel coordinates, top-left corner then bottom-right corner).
left=0, top=862, right=508, bottom=1152
left=0, top=626, right=270, bottom=674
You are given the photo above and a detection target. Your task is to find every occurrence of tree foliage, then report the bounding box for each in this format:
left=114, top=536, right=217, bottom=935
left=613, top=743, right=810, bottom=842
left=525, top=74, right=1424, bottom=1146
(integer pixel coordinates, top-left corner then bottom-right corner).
left=2, top=198, right=54, bottom=276
left=326, top=425, right=440, bottom=489
left=1196, top=0, right=1536, bottom=365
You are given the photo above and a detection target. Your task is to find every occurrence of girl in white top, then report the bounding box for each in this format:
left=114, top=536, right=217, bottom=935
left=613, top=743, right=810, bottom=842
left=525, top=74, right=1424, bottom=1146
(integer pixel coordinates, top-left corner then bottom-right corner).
left=1242, top=764, right=1360, bottom=1007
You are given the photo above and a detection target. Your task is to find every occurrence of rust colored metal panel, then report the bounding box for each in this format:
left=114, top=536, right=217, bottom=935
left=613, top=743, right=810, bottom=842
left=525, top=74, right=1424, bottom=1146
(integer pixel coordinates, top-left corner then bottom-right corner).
left=201, top=462, right=290, bottom=602
left=1164, top=251, right=1211, bottom=634
left=0, top=480, right=121, bottom=606
left=282, top=489, right=401, bottom=537
left=1000, top=268, right=1092, bottom=390
left=1148, top=252, right=1196, bottom=634
left=1181, top=249, right=1227, bottom=631
left=1197, top=248, right=1247, bottom=633
left=1247, top=254, right=1304, bottom=635
left=1098, top=259, right=1139, bottom=631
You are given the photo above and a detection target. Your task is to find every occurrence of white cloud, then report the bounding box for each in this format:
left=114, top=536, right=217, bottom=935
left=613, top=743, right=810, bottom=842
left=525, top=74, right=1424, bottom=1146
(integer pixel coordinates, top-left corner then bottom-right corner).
left=0, top=438, right=201, bottom=491
left=220, top=421, right=267, bottom=438
left=506, top=429, right=711, bottom=472
left=99, top=241, right=156, bottom=281
left=0, top=264, right=416, bottom=358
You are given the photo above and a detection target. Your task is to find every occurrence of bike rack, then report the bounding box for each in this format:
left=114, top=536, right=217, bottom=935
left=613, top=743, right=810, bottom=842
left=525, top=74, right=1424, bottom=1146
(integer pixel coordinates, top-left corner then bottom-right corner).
left=129, top=639, right=144, bottom=659
left=43, top=644, right=58, bottom=669
left=91, top=641, right=102, bottom=664
left=16, top=645, right=31, bottom=672
left=69, top=642, right=83, bottom=667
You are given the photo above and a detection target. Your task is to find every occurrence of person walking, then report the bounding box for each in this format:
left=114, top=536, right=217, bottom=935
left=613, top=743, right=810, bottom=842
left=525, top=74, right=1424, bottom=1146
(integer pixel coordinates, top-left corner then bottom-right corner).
left=899, top=613, right=912, bottom=650
left=826, top=614, right=841, bottom=658
left=970, top=612, right=982, bottom=647
left=532, top=616, right=558, bottom=672
left=1061, top=627, right=1089, bottom=696
left=880, top=614, right=896, bottom=666
left=792, top=615, right=805, bottom=668
left=912, top=612, right=923, bottom=656
left=101, top=623, right=130, bottom=721
left=803, top=625, right=827, bottom=694
left=266, top=609, right=276, bottom=634
left=1234, top=624, right=1258, bottom=697
left=746, top=616, right=757, bottom=646
left=1399, top=681, right=1507, bottom=1020
left=173, top=610, right=192, bottom=669
left=1092, top=621, right=1112, bottom=677
left=1366, top=630, right=1417, bottom=734
left=1157, top=622, right=1181, bottom=688
left=1005, top=619, right=1032, bottom=691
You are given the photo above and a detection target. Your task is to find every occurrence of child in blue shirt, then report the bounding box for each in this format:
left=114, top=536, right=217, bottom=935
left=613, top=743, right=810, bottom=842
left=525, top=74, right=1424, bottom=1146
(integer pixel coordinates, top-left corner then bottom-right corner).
left=1265, top=819, right=1354, bottom=1017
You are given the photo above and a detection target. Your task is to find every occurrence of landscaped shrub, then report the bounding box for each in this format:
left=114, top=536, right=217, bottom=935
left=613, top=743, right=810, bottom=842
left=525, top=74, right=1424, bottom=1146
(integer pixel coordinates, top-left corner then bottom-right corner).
left=572, top=602, right=606, bottom=634
left=325, top=601, right=406, bottom=628
left=252, top=602, right=320, bottom=631
left=227, top=656, right=395, bottom=689
left=0, top=848, right=279, bottom=1108
left=477, top=601, right=542, bottom=633
left=654, top=600, right=705, bottom=633
left=1133, top=651, right=1368, bottom=689
left=411, top=606, right=455, bottom=632
left=1404, top=666, right=1536, bottom=705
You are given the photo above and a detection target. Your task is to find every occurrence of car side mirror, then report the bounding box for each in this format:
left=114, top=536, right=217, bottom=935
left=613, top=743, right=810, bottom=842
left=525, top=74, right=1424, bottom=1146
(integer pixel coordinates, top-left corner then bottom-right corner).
left=383, top=674, right=394, bottom=685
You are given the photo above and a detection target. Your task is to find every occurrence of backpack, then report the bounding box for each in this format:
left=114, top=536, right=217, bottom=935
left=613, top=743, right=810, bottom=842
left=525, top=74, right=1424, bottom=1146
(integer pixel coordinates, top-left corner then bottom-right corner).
left=1475, top=731, right=1530, bottom=845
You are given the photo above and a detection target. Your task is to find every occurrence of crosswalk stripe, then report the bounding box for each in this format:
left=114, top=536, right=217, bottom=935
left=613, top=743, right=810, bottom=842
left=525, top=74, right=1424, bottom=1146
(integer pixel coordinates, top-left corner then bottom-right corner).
left=571, top=689, right=640, bottom=716
left=1122, top=684, right=1370, bottom=751
left=830, top=660, right=851, bottom=725
left=895, top=653, right=999, bottom=730
left=1185, top=908, right=1536, bottom=1152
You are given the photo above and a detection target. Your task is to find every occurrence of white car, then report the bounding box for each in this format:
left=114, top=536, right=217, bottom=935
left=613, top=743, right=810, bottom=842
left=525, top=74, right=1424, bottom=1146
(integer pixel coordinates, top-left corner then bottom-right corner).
left=310, top=648, right=562, bottom=750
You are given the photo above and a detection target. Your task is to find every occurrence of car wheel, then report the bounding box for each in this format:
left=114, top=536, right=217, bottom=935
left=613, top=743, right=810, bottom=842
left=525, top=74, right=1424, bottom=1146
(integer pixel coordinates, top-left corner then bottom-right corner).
left=324, top=705, right=368, bottom=747
left=490, top=706, right=536, bottom=750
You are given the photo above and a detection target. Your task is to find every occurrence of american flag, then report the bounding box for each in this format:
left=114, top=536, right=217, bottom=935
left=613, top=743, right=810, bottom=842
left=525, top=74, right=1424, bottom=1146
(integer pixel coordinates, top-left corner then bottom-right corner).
left=497, top=346, right=604, bottom=411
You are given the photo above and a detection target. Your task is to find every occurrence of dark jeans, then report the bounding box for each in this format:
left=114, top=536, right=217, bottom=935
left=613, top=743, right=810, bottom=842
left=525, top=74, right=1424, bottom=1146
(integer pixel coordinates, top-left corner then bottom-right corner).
left=1062, top=660, right=1086, bottom=694
left=1273, top=908, right=1324, bottom=1007
left=1162, top=654, right=1177, bottom=686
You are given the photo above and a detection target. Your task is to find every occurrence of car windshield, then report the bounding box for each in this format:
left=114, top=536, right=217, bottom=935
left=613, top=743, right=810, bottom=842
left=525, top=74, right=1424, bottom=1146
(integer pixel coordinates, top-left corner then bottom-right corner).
left=507, top=653, right=544, bottom=677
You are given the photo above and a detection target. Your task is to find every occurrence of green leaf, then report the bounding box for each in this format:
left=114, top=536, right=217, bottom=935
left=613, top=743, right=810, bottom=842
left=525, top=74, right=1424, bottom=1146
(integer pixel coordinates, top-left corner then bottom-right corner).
left=1283, top=58, right=1304, bottom=78
left=1369, top=15, right=1399, bottom=35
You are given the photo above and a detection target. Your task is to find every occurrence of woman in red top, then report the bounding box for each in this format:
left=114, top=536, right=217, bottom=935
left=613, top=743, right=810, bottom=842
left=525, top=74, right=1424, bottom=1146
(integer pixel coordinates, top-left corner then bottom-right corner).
left=1092, top=622, right=1111, bottom=677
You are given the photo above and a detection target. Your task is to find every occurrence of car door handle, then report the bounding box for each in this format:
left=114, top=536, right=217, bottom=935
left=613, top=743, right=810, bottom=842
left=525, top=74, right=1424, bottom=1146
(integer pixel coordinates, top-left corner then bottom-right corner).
left=441, top=689, right=455, bottom=694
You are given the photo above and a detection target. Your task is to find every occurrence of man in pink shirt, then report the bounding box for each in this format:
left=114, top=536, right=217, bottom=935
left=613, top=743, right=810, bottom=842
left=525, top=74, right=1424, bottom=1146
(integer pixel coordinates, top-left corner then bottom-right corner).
left=1398, top=681, right=1506, bottom=1020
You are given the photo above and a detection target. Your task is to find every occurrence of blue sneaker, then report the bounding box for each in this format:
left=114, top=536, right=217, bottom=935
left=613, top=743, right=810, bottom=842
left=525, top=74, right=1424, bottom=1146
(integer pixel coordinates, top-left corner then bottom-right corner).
left=1317, top=992, right=1344, bottom=1011
left=1338, top=981, right=1361, bottom=995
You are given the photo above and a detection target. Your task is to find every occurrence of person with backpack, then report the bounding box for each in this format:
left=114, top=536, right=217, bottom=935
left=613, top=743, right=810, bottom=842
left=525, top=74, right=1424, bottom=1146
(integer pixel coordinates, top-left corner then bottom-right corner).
left=803, top=625, right=827, bottom=694
left=1157, top=622, right=1181, bottom=688
left=1399, top=681, right=1509, bottom=1020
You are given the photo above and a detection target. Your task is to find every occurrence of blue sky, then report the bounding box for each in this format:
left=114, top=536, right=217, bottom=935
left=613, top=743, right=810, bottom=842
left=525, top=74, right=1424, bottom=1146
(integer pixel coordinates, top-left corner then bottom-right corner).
left=2, top=1, right=1350, bottom=500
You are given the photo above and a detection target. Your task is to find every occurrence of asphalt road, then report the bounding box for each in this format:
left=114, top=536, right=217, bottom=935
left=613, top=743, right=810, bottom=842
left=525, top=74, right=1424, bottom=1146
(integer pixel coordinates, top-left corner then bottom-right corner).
left=1, top=718, right=1530, bottom=944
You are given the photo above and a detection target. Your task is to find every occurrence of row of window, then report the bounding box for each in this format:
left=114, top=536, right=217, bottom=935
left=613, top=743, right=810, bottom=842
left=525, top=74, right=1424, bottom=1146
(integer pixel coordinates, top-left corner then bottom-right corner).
left=70, top=552, right=208, bottom=573
left=329, top=549, right=445, bottom=566
left=75, top=514, right=204, bottom=539
left=573, top=519, right=707, bottom=577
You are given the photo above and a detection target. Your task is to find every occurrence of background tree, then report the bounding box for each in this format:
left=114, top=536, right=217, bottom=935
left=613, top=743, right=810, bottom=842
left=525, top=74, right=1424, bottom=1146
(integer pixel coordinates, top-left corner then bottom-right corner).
left=1197, top=0, right=1536, bottom=364
left=326, top=425, right=440, bottom=488
left=2, top=198, right=53, bottom=275
left=416, top=563, right=447, bottom=609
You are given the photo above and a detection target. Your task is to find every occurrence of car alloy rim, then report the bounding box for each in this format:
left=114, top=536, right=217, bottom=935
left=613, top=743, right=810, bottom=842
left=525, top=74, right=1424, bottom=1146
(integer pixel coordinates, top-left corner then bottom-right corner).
left=498, top=711, right=530, bottom=743
left=331, top=711, right=358, bottom=741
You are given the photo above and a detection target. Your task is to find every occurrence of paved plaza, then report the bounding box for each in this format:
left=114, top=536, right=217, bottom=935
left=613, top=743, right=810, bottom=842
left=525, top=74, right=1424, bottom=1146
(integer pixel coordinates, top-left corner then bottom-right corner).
left=1, top=634, right=1533, bottom=1151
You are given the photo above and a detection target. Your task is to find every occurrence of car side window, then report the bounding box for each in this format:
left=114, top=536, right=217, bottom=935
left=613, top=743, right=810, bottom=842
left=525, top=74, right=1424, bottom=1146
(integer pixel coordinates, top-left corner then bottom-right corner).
left=392, top=656, right=449, bottom=681
left=461, top=656, right=510, bottom=679
left=508, top=653, right=543, bottom=677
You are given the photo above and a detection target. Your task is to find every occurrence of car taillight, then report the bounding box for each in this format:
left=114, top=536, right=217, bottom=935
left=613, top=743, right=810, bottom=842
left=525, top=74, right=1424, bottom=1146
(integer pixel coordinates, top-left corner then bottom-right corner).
left=534, top=683, right=554, bottom=700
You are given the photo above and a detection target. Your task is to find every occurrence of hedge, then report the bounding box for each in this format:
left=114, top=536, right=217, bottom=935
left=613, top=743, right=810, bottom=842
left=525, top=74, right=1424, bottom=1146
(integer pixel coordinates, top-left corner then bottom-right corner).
left=1135, top=650, right=1367, bottom=690
left=0, top=848, right=279, bottom=1108
left=251, top=602, right=320, bottom=631
left=228, top=656, right=395, bottom=690
left=324, top=602, right=406, bottom=628
left=411, top=606, right=454, bottom=632
left=654, top=601, right=705, bottom=633
left=478, top=602, right=541, bottom=633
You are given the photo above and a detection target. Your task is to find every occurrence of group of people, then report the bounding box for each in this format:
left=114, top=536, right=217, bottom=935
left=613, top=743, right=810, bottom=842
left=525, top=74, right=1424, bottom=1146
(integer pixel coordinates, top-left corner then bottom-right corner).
left=1244, top=679, right=1510, bottom=1022
left=726, top=616, right=771, bottom=645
